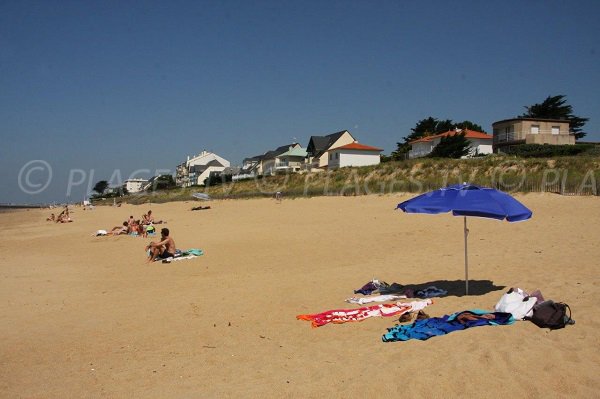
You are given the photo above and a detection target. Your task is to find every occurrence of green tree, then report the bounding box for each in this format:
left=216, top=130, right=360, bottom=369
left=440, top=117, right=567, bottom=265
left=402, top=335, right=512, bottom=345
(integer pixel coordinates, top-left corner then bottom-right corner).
left=428, top=132, right=470, bottom=158
left=149, top=175, right=176, bottom=191
left=392, top=117, right=484, bottom=160
left=392, top=117, right=454, bottom=160
left=455, top=120, right=485, bottom=132
left=92, top=180, right=109, bottom=195
left=521, top=95, right=588, bottom=139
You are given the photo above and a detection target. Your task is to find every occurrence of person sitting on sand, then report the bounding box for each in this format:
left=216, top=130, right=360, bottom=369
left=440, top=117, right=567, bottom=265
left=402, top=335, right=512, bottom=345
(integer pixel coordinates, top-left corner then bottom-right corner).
left=56, top=209, right=73, bottom=223
left=127, top=219, right=139, bottom=235
left=135, top=220, right=146, bottom=236
left=145, top=224, right=156, bottom=237
left=46, top=213, right=55, bottom=222
left=55, top=207, right=70, bottom=223
left=146, top=228, right=176, bottom=263
left=143, top=210, right=164, bottom=225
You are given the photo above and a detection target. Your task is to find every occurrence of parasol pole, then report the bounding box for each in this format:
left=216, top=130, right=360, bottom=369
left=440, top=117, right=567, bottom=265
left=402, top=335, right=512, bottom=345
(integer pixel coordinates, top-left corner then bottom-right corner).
left=464, top=216, right=469, bottom=295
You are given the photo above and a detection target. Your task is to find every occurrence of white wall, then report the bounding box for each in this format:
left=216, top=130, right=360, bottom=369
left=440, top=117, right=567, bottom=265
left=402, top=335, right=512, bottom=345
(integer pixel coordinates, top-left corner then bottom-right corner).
left=468, top=138, right=493, bottom=155
left=409, top=142, right=434, bottom=159
left=410, top=138, right=492, bottom=159
left=339, top=151, right=380, bottom=168
left=317, top=132, right=355, bottom=168
left=329, top=150, right=380, bottom=169
left=125, top=180, right=147, bottom=193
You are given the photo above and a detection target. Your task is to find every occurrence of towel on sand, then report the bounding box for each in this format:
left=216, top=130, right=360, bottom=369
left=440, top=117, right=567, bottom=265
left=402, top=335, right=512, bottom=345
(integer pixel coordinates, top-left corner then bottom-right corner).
left=382, top=309, right=514, bottom=342
left=297, top=299, right=432, bottom=328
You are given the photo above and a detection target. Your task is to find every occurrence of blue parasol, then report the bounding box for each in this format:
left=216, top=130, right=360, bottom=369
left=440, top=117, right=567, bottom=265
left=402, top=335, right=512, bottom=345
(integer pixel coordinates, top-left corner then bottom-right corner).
left=397, top=183, right=532, bottom=294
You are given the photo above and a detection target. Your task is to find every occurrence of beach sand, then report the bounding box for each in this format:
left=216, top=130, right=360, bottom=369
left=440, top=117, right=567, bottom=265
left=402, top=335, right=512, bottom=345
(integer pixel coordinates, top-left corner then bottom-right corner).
left=1, top=194, right=599, bottom=398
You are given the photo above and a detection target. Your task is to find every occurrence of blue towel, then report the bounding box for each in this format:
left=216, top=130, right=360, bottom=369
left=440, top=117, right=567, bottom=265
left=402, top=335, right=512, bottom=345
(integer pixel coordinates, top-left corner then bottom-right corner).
left=382, top=309, right=514, bottom=342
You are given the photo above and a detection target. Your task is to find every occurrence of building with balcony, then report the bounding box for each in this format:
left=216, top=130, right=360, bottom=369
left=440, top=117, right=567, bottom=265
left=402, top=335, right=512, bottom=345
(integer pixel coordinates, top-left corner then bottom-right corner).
left=122, top=178, right=148, bottom=193
left=260, top=143, right=302, bottom=176
left=492, top=118, right=573, bottom=153
left=175, top=151, right=231, bottom=187
left=275, top=146, right=308, bottom=173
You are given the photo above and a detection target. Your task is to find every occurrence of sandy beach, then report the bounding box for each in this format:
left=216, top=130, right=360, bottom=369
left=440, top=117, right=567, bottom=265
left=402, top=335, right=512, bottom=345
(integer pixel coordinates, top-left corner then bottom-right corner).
left=1, top=194, right=599, bottom=398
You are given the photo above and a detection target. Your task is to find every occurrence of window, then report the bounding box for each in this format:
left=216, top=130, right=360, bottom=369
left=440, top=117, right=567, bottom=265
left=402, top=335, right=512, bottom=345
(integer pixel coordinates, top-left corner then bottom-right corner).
left=503, top=125, right=515, bottom=141
left=552, top=126, right=560, bottom=135
left=531, top=125, right=539, bottom=134
left=329, top=153, right=332, bottom=160
left=336, top=153, right=339, bottom=159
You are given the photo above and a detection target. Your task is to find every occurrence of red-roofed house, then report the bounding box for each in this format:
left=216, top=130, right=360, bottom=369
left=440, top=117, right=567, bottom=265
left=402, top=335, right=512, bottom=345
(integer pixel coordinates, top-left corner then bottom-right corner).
left=328, top=142, right=383, bottom=170
left=408, top=129, right=493, bottom=159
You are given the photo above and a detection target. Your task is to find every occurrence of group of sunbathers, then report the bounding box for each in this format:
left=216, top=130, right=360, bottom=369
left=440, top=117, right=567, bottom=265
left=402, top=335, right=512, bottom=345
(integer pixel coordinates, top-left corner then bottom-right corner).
left=47, top=206, right=72, bottom=223
left=99, top=210, right=163, bottom=237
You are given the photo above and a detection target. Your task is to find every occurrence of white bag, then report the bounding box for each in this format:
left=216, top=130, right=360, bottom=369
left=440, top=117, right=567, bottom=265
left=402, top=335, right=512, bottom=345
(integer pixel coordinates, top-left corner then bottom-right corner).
left=494, top=288, right=537, bottom=320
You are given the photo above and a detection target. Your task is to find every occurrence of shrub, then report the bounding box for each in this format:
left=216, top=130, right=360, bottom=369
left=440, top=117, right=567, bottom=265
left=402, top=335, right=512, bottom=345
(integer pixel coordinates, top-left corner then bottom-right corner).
left=504, top=144, right=592, bottom=158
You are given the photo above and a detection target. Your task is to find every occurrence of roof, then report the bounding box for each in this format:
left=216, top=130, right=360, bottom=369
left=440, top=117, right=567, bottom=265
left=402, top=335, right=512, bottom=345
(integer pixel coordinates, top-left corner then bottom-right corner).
left=189, top=159, right=224, bottom=173
left=243, top=155, right=263, bottom=163
left=330, top=142, right=383, bottom=152
left=492, top=117, right=569, bottom=126
left=261, top=143, right=299, bottom=160
left=307, top=130, right=354, bottom=157
left=279, top=147, right=308, bottom=157
left=409, top=129, right=492, bottom=144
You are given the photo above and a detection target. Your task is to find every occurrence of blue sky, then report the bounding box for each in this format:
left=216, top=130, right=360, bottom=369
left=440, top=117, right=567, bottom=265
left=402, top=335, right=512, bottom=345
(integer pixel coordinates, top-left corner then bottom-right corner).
left=1, top=0, right=599, bottom=203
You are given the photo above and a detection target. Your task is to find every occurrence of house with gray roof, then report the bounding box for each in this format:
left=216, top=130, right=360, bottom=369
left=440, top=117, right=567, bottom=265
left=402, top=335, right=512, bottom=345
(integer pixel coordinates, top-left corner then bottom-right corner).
left=306, top=130, right=356, bottom=170
left=175, top=151, right=231, bottom=187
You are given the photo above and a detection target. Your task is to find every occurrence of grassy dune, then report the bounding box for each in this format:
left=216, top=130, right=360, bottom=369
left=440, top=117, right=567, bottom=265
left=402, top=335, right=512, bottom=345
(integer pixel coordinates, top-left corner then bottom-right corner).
left=113, top=155, right=600, bottom=205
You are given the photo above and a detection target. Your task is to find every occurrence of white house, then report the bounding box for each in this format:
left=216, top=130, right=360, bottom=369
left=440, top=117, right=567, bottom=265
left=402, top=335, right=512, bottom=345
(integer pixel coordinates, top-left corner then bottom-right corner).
left=176, top=151, right=231, bottom=187
left=408, top=129, right=493, bottom=159
left=123, top=178, right=148, bottom=193
left=327, top=142, right=383, bottom=170
left=306, top=130, right=356, bottom=170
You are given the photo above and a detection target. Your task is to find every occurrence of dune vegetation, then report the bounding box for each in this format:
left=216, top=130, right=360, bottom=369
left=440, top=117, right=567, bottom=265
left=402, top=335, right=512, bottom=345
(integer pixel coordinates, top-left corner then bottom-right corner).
left=116, top=154, right=600, bottom=205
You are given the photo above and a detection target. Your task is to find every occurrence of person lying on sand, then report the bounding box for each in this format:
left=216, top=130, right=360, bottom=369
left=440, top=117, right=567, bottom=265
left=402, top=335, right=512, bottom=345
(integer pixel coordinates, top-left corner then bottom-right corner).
left=146, top=228, right=176, bottom=263
left=94, top=222, right=129, bottom=236
left=109, top=222, right=129, bottom=235
left=191, top=206, right=211, bottom=211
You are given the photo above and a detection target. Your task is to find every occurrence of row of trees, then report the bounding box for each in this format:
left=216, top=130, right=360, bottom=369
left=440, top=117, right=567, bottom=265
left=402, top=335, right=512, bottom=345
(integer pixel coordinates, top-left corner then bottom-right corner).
left=392, top=95, right=589, bottom=159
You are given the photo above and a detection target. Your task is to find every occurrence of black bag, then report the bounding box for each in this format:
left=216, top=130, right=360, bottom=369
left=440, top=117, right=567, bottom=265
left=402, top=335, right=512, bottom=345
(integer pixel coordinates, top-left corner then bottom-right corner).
left=526, top=300, right=573, bottom=330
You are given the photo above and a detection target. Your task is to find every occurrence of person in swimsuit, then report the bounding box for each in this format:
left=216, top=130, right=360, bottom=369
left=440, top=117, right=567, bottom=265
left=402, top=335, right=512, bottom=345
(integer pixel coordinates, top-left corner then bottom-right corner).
left=146, top=228, right=176, bottom=263
left=144, top=224, right=156, bottom=237
left=144, top=210, right=164, bottom=224
left=108, top=222, right=129, bottom=235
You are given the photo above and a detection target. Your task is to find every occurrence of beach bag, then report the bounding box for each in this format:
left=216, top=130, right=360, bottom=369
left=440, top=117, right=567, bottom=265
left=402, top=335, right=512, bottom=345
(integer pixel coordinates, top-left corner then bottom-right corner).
left=494, top=288, right=537, bottom=320
left=526, top=301, right=573, bottom=330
